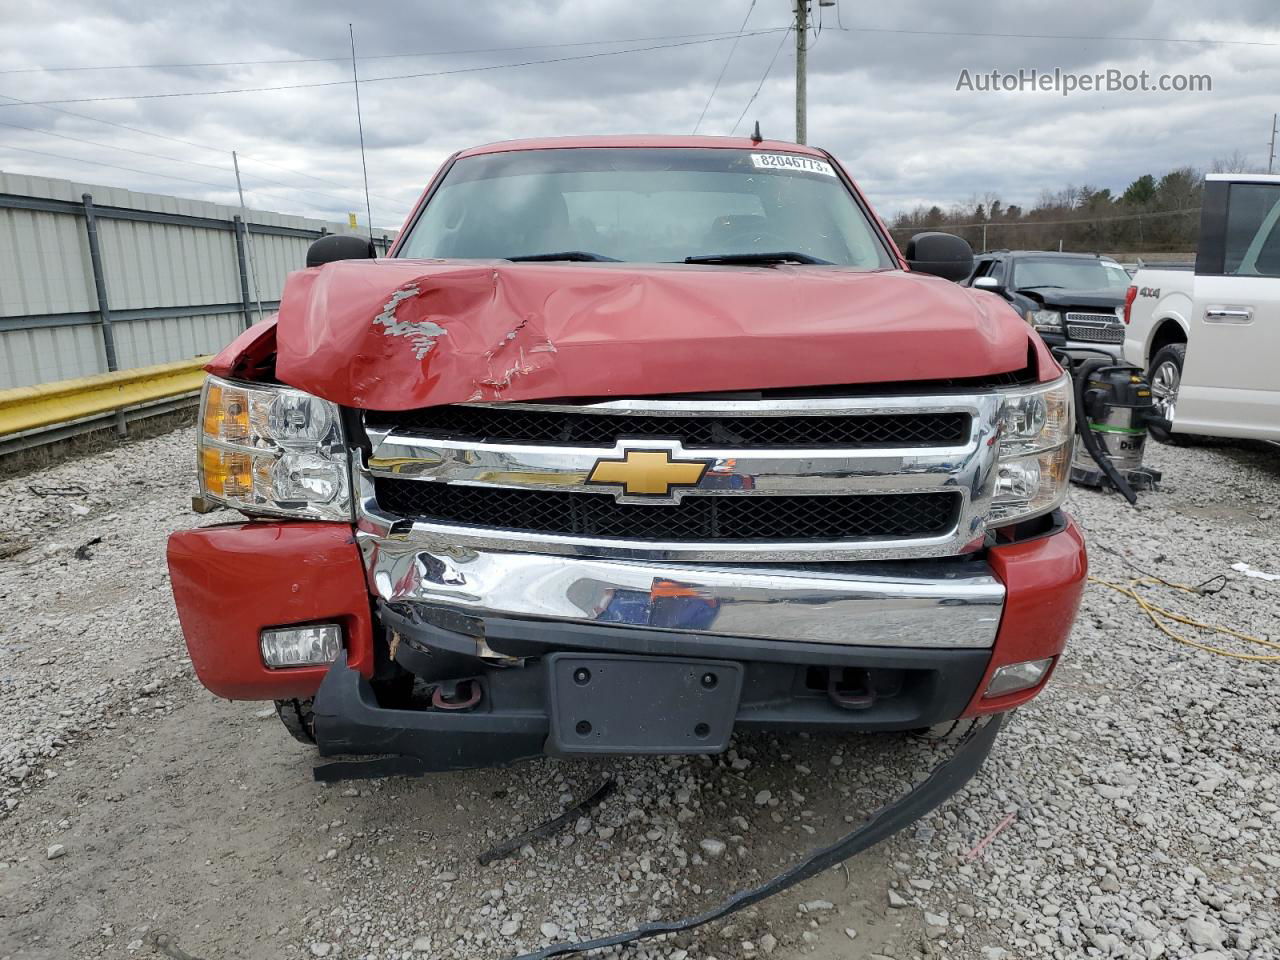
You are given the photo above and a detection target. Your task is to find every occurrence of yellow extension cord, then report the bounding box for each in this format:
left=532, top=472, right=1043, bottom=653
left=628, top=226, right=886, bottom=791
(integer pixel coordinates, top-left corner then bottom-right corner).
left=1089, top=575, right=1280, bottom=662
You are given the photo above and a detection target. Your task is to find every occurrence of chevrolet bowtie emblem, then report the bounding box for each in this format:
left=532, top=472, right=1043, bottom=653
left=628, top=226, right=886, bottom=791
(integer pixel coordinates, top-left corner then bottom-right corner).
left=587, top=447, right=712, bottom=499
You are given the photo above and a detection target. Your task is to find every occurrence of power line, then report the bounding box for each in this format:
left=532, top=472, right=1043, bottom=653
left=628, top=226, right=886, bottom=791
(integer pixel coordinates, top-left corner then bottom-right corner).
left=235, top=152, right=402, bottom=204
left=0, top=117, right=231, bottom=173
left=730, top=27, right=792, bottom=136
left=0, top=142, right=379, bottom=222
left=887, top=207, right=1200, bottom=231
left=8, top=32, right=780, bottom=213
left=692, top=1, right=756, bottom=135
left=0, top=141, right=359, bottom=219
left=808, top=0, right=825, bottom=51
left=0, top=143, right=235, bottom=191
left=0, top=30, right=779, bottom=75
left=207, top=174, right=375, bottom=211
left=834, top=24, right=1280, bottom=48
left=0, top=31, right=789, bottom=108
left=0, top=116, right=383, bottom=211
left=5, top=21, right=1270, bottom=79
left=0, top=92, right=404, bottom=205
left=0, top=91, right=225, bottom=153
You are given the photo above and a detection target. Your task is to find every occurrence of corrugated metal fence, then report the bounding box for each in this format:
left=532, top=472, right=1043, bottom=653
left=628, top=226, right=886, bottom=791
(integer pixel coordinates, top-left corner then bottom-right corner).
left=0, top=170, right=397, bottom=389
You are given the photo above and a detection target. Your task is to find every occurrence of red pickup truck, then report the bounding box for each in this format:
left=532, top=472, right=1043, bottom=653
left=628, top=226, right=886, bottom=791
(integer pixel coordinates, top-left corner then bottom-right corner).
left=168, top=135, right=1085, bottom=786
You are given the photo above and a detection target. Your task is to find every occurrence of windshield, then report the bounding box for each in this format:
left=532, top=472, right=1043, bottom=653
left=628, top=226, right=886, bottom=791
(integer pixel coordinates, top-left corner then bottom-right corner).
left=1012, top=257, right=1130, bottom=291
left=396, top=147, right=893, bottom=267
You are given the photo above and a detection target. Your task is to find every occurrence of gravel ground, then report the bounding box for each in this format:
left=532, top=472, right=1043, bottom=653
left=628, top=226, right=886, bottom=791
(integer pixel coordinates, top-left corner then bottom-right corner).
left=1, top=428, right=1278, bottom=960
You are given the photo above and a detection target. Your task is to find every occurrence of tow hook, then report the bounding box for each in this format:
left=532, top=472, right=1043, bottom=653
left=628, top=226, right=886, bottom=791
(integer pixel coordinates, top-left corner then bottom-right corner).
left=431, top=678, right=482, bottom=711
left=826, top=668, right=875, bottom=710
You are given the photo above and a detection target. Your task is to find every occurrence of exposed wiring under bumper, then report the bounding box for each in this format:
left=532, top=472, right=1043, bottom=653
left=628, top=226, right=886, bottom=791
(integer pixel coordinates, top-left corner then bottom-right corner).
left=508, top=713, right=1006, bottom=960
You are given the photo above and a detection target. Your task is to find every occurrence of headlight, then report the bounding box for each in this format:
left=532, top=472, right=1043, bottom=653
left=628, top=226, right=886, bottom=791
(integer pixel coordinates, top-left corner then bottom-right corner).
left=1026, top=309, right=1063, bottom=334
left=198, top=375, right=351, bottom=521
left=990, top=374, right=1074, bottom=525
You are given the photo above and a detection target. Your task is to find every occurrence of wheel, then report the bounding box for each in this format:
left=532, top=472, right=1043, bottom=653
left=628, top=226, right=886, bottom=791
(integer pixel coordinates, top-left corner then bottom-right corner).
left=275, top=698, right=316, bottom=744
left=1147, top=343, right=1189, bottom=445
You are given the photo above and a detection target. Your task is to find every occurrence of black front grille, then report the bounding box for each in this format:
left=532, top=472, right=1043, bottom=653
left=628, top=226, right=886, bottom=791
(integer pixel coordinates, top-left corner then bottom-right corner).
left=1066, top=323, right=1124, bottom=344
left=375, top=480, right=959, bottom=542
left=367, top=406, right=970, bottom=449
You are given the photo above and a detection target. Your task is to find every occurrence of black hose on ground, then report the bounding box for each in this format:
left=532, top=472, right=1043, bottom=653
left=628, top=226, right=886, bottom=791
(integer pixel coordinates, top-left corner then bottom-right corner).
left=1071, top=357, right=1139, bottom=506
left=508, top=716, right=1005, bottom=960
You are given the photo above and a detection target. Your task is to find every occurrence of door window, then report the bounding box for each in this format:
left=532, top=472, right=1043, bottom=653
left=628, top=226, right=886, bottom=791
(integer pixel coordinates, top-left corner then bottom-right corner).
left=967, top=258, right=992, bottom=283
left=1224, top=183, right=1280, bottom=277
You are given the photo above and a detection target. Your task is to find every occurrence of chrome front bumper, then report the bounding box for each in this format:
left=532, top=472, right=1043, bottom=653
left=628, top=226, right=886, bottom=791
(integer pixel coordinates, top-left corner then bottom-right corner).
left=359, top=535, right=1006, bottom=649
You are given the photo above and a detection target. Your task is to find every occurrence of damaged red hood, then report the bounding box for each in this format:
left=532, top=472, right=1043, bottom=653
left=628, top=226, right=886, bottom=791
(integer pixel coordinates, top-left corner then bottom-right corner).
left=270, top=259, right=1039, bottom=410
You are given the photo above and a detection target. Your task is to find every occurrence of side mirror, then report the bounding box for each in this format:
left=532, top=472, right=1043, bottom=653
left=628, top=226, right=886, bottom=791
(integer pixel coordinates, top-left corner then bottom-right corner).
left=904, top=232, right=974, bottom=282
left=973, top=275, right=1003, bottom=291
left=306, top=234, right=376, bottom=267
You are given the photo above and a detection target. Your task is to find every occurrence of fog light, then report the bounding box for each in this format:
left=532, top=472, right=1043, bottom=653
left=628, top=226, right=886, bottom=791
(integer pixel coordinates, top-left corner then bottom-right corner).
left=260, top=624, right=342, bottom=668
left=984, top=657, right=1053, bottom=698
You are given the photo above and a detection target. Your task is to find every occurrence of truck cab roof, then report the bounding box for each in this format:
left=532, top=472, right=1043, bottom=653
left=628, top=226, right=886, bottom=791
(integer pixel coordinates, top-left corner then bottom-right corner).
left=455, top=134, right=829, bottom=159
left=1205, top=172, right=1280, bottom=183
left=979, top=250, right=1117, bottom=261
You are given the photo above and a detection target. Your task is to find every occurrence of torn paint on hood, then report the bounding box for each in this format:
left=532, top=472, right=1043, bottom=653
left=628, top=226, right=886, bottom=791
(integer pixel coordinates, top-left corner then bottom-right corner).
left=272, top=259, right=1040, bottom=411
left=1021, top=287, right=1125, bottom=310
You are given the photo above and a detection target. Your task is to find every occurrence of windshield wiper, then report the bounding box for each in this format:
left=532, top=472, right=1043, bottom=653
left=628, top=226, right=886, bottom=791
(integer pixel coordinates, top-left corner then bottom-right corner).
left=1017, top=284, right=1065, bottom=290
left=506, top=251, right=620, bottom=262
left=683, top=251, right=833, bottom=266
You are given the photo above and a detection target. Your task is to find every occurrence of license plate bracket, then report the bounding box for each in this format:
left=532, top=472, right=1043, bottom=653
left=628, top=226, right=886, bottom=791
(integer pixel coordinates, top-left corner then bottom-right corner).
left=546, top=653, right=743, bottom=755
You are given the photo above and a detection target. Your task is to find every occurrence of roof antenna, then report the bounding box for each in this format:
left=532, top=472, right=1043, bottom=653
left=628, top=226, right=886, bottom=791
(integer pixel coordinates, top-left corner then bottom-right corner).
left=348, top=23, right=375, bottom=249
left=750, top=120, right=763, bottom=143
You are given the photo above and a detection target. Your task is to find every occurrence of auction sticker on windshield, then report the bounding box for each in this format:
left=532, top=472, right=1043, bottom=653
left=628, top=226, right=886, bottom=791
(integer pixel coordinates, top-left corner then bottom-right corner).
left=751, top=153, right=836, bottom=176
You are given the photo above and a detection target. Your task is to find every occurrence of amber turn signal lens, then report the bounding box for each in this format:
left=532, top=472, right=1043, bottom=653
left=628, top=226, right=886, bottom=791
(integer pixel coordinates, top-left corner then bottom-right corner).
left=196, top=374, right=350, bottom=521
left=200, top=446, right=252, bottom=498
left=202, top=382, right=249, bottom=441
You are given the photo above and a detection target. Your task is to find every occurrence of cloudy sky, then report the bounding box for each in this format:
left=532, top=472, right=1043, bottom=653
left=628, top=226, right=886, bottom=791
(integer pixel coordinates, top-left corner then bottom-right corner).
left=1, top=0, right=1276, bottom=230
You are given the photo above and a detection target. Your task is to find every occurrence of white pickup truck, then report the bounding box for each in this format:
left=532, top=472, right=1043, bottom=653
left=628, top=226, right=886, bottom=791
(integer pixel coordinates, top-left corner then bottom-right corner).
left=1123, top=173, right=1280, bottom=443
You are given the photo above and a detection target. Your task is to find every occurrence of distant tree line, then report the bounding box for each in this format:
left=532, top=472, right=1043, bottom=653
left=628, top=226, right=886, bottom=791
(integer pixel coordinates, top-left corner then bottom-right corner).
left=888, top=152, right=1262, bottom=256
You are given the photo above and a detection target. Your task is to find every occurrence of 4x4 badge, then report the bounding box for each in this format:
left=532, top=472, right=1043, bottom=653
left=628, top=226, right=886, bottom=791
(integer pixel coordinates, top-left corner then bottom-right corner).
left=587, top=448, right=712, bottom=499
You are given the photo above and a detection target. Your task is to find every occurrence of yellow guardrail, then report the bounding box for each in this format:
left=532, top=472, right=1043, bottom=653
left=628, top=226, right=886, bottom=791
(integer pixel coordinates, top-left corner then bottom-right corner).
left=0, top=357, right=210, bottom=437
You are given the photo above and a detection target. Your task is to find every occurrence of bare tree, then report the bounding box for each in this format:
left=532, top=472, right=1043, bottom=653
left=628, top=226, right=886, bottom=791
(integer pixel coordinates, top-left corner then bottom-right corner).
left=1209, top=150, right=1257, bottom=174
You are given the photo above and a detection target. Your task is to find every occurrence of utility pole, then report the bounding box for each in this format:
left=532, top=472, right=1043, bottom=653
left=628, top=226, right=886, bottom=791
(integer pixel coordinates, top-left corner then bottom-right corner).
left=1269, top=113, right=1277, bottom=174
left=794, top=0, right=807, bottom=144
left=232, top=151, right=264, bottom=323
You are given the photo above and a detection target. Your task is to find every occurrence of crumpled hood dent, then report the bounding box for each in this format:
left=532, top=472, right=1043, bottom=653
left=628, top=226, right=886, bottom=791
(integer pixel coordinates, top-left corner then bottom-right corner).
left=1022, top=287, right=1125, bottom=310
left=270, top=260, right=1039, bottom=411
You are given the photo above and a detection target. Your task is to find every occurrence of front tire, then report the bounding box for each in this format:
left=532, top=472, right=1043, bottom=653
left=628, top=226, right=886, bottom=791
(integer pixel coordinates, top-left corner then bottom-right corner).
left=275, top=698, right=316, bottom=744
left=1147, top=342, right=1188, bottom=445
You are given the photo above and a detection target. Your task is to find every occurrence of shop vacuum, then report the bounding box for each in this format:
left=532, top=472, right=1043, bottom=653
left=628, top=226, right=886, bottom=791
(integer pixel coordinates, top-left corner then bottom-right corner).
left=1059, top=352, right=1168, bottom=504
